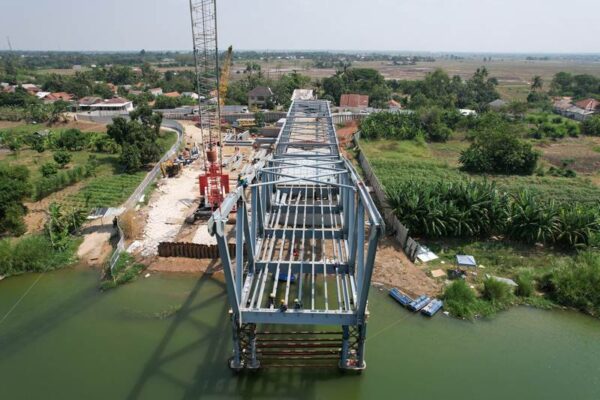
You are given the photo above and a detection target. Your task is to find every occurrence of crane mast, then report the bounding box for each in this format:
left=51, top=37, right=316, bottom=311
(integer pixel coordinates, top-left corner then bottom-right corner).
left=189, top=0, right=222, bottom=166
left=189, top=0, right=229, bottom=210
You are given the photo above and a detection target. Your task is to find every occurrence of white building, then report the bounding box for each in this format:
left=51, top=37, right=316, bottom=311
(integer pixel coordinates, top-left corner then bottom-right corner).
left=149, top=88, right=163, bottom=97
left=181, top=92, right=199, bottom=100
left=88, top=97, right=134, bottom=115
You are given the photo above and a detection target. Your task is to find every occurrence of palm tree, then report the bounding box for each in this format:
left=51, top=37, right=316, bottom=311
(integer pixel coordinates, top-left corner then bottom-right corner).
left=531, top=76, right=543, bottom=91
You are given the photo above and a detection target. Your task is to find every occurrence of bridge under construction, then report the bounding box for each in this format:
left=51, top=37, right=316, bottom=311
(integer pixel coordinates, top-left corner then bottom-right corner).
left=209, top=100, right=383, bottom=371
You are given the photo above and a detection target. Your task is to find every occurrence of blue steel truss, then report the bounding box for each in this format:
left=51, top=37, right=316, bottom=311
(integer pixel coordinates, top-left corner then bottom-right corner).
left=209, top=100, right=383, bottom=371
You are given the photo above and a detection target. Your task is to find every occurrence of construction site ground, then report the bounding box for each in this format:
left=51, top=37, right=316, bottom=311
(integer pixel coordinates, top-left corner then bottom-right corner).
left=131, top=121, right=255, bottom=257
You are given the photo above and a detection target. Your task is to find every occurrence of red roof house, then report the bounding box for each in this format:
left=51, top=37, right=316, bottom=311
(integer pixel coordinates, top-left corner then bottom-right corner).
left=574, top=98, right=600, bottom=112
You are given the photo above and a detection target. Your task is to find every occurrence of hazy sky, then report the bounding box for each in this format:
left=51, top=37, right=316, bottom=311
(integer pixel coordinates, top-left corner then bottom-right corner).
left=1, top=0, right=599, bottom=53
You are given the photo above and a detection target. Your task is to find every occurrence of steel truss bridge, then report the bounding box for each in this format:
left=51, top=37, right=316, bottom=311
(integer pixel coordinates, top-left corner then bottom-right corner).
left=209, top=100, right=383, bottom=371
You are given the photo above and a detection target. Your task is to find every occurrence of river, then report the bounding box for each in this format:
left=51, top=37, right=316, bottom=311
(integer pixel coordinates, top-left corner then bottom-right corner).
left=0, top=268, right=599, bottom=400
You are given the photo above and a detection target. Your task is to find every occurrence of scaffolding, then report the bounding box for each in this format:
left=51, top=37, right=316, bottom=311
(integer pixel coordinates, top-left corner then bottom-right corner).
left=209, top=100, right=383, bottom=371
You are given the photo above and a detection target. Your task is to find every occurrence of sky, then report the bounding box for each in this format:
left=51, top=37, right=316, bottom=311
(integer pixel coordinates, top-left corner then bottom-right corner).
left=1, top=0, right=599, bottom=53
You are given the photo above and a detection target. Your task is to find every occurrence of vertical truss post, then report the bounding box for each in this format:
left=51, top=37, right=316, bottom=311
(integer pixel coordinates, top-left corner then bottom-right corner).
left=247, top=324, right=260, bottom=370
left=236, top=199, right=244, bottom=295
left=340, top=325, right=350, bottom=368
left=355, top=200, right=365, bottom=288
left=242, top=198, right=255, bottom=274
left=216, top=227, right=241, bottom=317
left=229, top=316, right=243, bottom=371
left=355, top=323, right=368, bottom=370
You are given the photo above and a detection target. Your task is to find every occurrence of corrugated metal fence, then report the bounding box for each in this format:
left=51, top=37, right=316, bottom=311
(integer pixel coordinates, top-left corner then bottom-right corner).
left=353, top=133, right=420, bottom=261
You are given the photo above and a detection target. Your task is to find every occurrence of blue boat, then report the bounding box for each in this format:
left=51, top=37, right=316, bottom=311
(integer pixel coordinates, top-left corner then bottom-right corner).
left=408, top=295, right=431, bottom=312
left=421, top=299, right=443, bottom=317
left=389, top=288, right=412, bottom=307
left=278, top=272, right=296, bottom=283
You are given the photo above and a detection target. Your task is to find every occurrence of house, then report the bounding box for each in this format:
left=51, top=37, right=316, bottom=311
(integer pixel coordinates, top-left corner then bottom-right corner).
left=132, top=67, right=143, bottom=75
left=181, top=92, right=199, bottom=100
left=163, top=92, right=181, bottom=98
left=488, top=99, right=507, bottom=110
left=553, top=97, right=573, bottom=114
left=77, top=96, right=103, bottom=111
left=20, top=84, right=40, bottom=94
left=149, top=88, right=163, bottom=97
left=49, top=92, right=74, bottom=102
left=248, top=86, right=274, bottom=109
left=88, top=97, right=134, bottom=115
left=565, top=106, right=594, bottom=122
left=36, top=91, right=52, bottom=100
left=291, top=89, right=314, bottom=101
left=129, top=90, right=143, bottom=96
left=340, top=94, right=369, bottom=109
left=574, top=98, right=600, bottom=112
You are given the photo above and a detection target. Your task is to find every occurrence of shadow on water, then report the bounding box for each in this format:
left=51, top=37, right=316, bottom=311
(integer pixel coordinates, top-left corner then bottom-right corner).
left=127, top=267, right=345, bottom=400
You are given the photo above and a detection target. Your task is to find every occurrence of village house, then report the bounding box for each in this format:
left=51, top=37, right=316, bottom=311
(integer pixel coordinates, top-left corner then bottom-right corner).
left=149, top=88, right=163, bottom=97
left=88, top=97, right=134, bottom=115
left=181, top=92, right=199, bottom=100
left=77, top=96, right=103, bottom=111
left=553, top=97, right=598, bottom=121
left=248, top=86, right=274, bottom=109
left=163, top=92, right=181, bottom=98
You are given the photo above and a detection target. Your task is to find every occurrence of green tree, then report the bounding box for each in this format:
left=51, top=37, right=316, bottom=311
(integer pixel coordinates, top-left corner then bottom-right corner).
left=582, top=115, right=600, bottom=136
left=460, top=114, right=539, bottom=175
left=53, top=150, right=72, bottom=168
left=254, top=111, right=265, bottom=128
left=0, top=165, right=31, bottom=236
left=39, top=162, right=59, bottom=177
left=120, top=144, right=142, bottom=172
left=531, top=75, right=543, bottom=91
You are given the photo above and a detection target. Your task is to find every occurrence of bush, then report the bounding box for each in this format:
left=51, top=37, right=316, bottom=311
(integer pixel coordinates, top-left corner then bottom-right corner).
left=515, top=274, right=534, bottom=297
left=547, top=252, right=600, bottom=316
left=482, top=278, right=514, bottom=308
left=53, top=150, right=72, bottom=168
left=443, top=280, right=492, bottom=319
left=39, top=162, right=59, bottom=177
left=0, top=234, right=79, bottom=277
left=460, top=125, right=539, bottom=175
left=55, top=128, right=88, bottom=150
left=581, top=115, right=600, bottom=136
left=360, top=112, right=425, bottom=141
left=0, top=165, right=31, bottom=237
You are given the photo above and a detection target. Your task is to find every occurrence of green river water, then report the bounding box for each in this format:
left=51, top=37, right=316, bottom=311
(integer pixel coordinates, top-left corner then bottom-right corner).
left=0, top=268, right=599, bottom=400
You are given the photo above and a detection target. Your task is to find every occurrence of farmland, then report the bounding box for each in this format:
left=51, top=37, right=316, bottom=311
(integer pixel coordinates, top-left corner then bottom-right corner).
left=360, top=137, right=600, bottom=204
left=0, top=123, right=177, bottom=212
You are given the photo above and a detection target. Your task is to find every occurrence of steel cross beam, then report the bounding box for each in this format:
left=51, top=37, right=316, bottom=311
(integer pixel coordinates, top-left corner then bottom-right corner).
left=209, top=100, right=383, bottom=371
